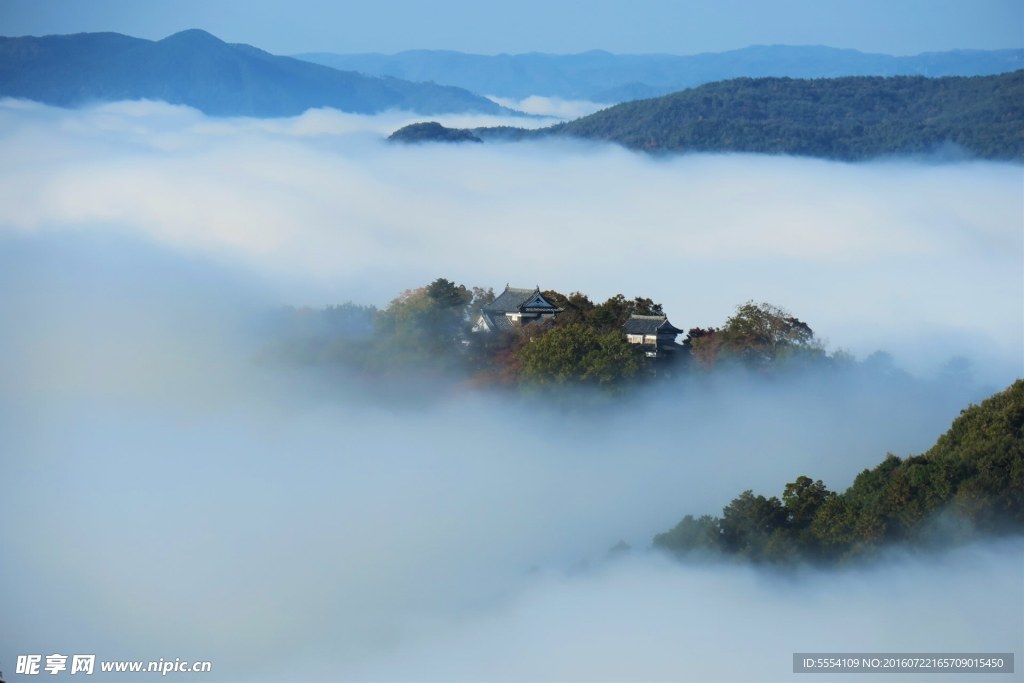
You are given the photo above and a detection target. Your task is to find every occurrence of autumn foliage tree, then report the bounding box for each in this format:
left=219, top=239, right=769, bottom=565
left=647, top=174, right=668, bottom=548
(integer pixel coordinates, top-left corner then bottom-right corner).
left=686, top=301, right=822, bottom=371
left=719, top=301, right=820, bottom=367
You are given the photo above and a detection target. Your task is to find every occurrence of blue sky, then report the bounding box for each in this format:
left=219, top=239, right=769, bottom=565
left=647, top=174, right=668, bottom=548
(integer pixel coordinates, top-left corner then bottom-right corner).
left=1, top=0, right=1021, bottom=55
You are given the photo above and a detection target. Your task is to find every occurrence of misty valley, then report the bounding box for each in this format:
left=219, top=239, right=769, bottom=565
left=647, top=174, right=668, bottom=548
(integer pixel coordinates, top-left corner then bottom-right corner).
left=267, top=277, right=1023, bottom=563
left=3, top=222, right=1020, bottom=679
left=1, top=27, right=1022, bottom=683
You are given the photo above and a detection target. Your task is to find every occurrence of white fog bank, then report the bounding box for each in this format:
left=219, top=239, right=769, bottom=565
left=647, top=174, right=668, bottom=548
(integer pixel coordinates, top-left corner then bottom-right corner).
left=0, top=100, right=1021, bottom=681
left=1, top=232, right=1020, bottom=681
left=0, top=99, right=1019, bottom=384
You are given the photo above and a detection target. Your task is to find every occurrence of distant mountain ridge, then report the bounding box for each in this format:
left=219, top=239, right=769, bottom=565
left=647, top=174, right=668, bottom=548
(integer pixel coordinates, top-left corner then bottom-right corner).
left=392, top=71, right=1024, bottom=161
left=297, top=45, right=1024, bottom=103
left=0, top=29, right=513, bottom=117
left=548, top=72, right=1024, bottom=159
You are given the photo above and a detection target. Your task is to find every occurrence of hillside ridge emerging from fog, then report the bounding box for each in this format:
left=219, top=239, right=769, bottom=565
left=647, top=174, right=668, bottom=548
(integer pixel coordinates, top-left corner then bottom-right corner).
left=0, top=29, right=513, bottom=117
left=392, top=71, right=1024, bottom=160
left=551, top=71, right=1024, bottom=159
left=296, top=45, right=1024, bottom=103
left=655, top=379, right=1024, bottom=565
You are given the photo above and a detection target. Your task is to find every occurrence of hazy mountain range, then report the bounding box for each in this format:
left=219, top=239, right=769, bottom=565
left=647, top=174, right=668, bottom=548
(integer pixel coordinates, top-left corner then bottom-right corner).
left=0, top=29, right=512, bottom=117
left=297, top=45, right=1024, bottom=103
left=2, top=28, right=1021, bottom=124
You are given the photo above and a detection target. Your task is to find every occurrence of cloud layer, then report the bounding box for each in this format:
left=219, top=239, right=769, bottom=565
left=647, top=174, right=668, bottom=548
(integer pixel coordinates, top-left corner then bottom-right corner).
left=1, top=99, right=1020, bottom=382
left=487, top=95, right=610, bottom=119
left=0, top=100, right=1021, bottom=681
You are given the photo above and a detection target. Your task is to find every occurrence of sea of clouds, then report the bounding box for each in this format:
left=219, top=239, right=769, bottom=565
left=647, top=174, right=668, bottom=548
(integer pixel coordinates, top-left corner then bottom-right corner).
left=0, top=99, right=1021, bottom=681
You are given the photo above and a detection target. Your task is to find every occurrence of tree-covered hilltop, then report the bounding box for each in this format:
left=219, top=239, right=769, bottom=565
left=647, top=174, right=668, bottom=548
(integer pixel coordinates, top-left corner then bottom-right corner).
left=654, top=380, right=1024, bottom=565
left=392, top=71, right=1024, bottom=161
left=263, top=277, right=917, bottom=397
left=265, top=279, right=671, bottom=391
left=388, top=121, right=482, bottom=143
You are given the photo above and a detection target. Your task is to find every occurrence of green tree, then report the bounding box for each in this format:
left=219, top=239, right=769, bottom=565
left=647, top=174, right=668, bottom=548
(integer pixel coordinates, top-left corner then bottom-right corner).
left=426, top=277, right=472, bottom=310
left=517, top=322, right=642, bottom=388
left=590, top=294, right=665, bottom=332
left=653, top=514, right=722, bottom=556
left=541, top=290, right=595, bottom=325
left=808, top=494, right=870, bottom=560
left=929, top=379, right=1024, bottom=528
left=376, top=278, right=474, bottom=370
left=719, top=490, right=788, bottom=560
left=783, top=476, right=834, bottom=529
left=783, top=475, right=835, bottom=559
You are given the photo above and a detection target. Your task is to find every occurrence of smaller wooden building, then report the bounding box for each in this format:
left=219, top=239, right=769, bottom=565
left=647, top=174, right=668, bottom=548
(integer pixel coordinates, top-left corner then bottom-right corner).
left=623, top=314, right=685, bottom=358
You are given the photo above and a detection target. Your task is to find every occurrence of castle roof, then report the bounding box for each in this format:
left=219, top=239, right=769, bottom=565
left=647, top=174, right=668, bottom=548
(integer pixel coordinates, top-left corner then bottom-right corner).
left=623, top=314, right=684, bottom=336
left=483, top=286, right=561, bottom=314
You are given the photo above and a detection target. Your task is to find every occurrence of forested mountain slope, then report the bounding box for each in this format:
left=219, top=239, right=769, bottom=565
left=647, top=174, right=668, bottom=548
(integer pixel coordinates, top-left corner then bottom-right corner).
left=654, top=379, right=1024, bottom=564
left=549, top=71, right=1024, bottom=159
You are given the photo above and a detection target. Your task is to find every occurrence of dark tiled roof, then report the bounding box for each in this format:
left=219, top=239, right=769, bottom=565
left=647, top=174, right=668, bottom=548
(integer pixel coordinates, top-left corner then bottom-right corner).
left=483, top=286, right=561, bottom=314
left=484, top=287, right=537, bottom=313
left=623, top=314, right=684, bottom=335
left=477, top=310, right=516, bottom=333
